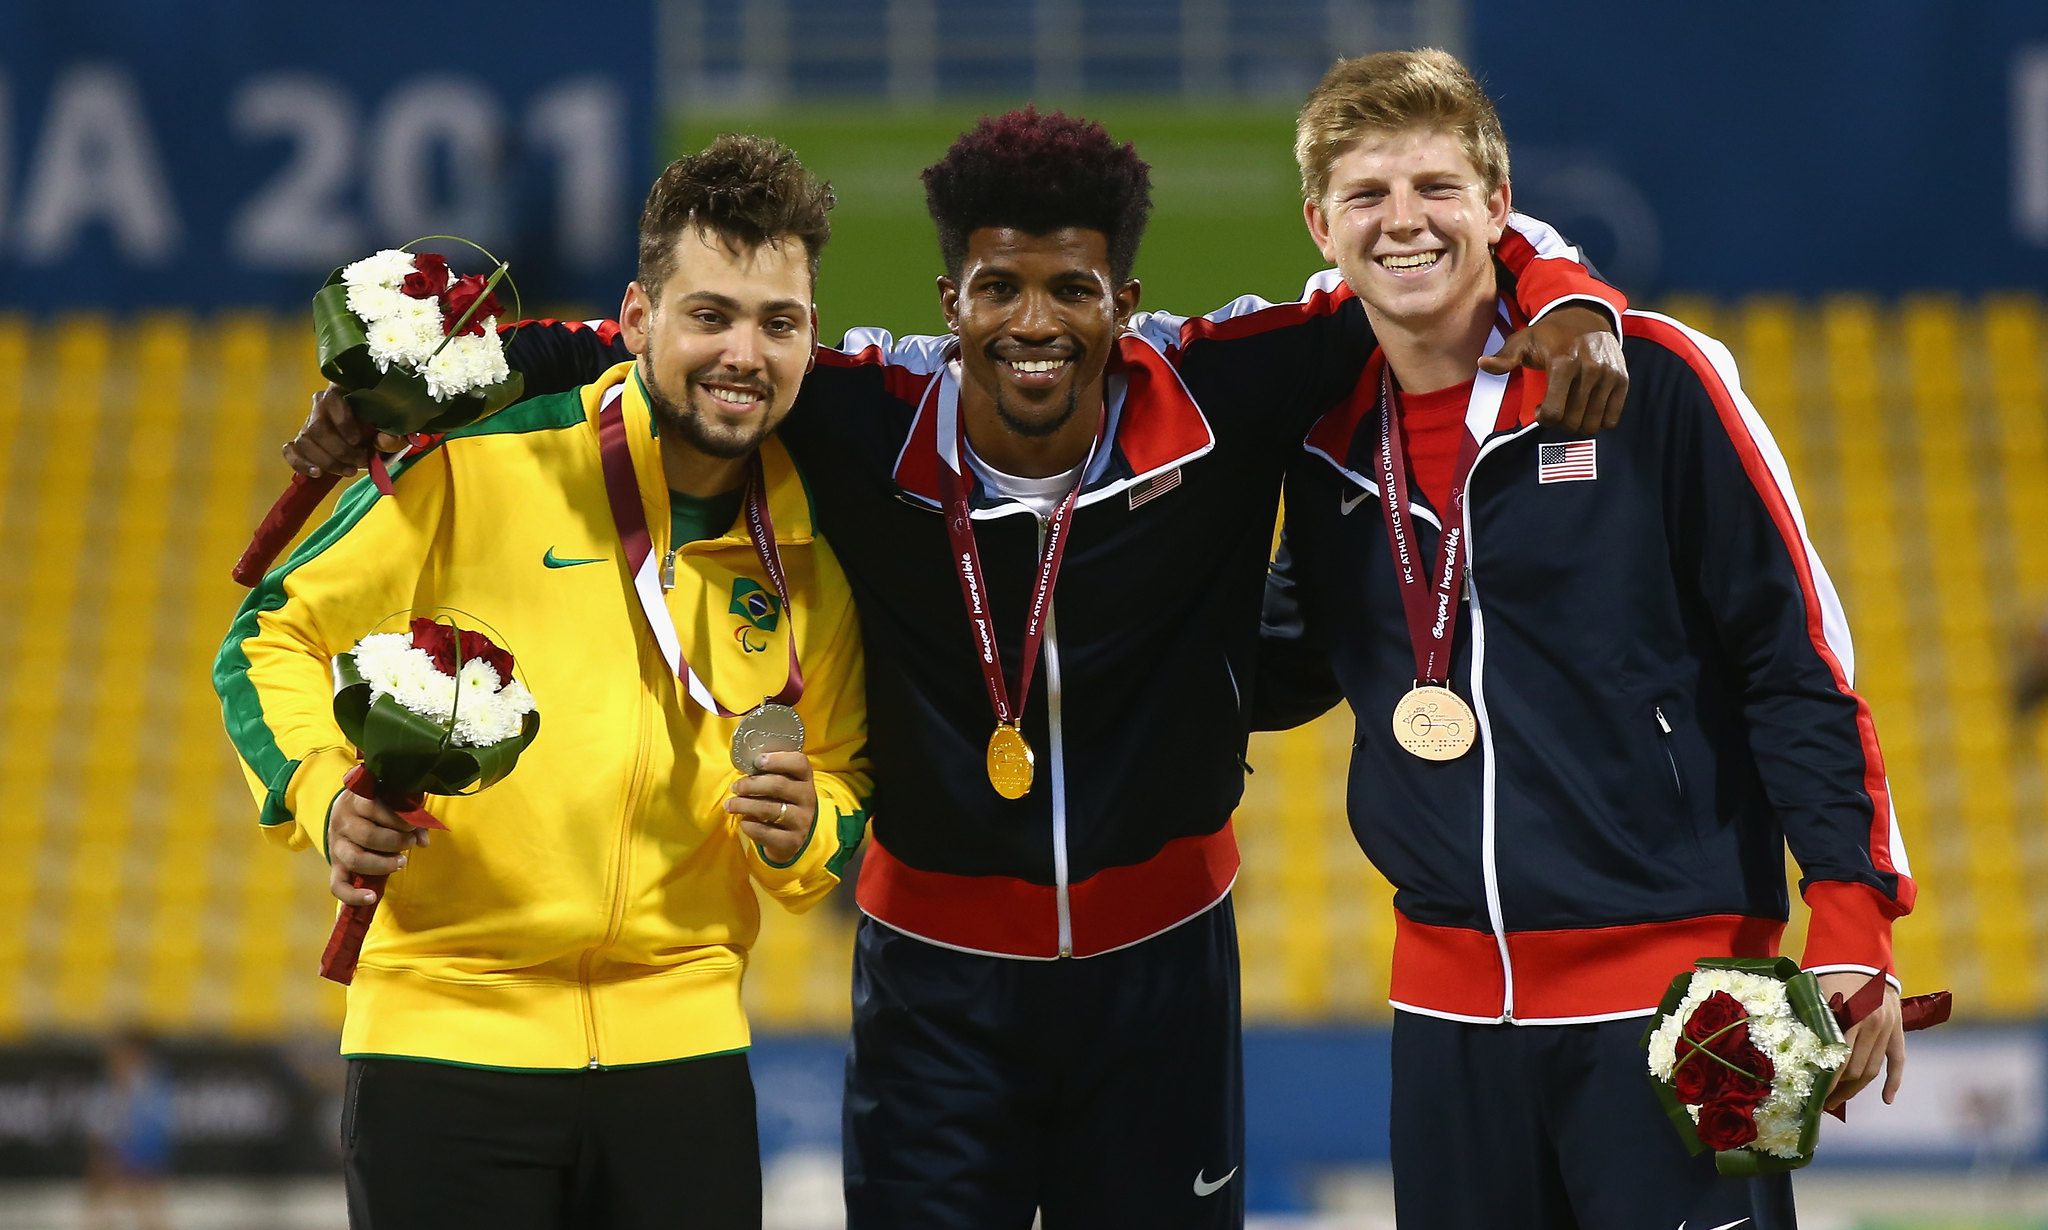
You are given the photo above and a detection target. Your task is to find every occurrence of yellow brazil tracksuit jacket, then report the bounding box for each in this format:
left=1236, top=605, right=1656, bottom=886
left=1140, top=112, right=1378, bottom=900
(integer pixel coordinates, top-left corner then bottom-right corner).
left=214, top=360, right=870, bottom=1070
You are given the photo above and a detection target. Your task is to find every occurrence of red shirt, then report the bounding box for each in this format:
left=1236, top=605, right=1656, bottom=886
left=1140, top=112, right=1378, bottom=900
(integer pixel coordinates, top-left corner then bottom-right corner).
left=1397, top=378, right=1478, bottom=518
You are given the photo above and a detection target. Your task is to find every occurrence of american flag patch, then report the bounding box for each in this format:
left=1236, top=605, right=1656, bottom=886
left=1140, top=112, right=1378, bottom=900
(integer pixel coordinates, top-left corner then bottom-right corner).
left=1128, top=467, right=1182, bottom=510
left=1537, top=440, right=1598, bottom=484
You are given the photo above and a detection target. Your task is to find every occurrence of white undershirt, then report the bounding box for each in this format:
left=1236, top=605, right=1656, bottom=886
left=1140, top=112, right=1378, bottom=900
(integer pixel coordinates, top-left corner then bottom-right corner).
left=963, top=440, right=1086, bottom=518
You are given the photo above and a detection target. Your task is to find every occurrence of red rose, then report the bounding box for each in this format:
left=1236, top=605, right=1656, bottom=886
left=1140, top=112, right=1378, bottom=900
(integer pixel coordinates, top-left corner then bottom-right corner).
left=441, top=274, right=503, bottom=337
left=1685, top=992, right=1751, bottom=1054
left=1695, top=1100, right=1761, bottom=1151
left=1698, top=1051, right=1773, bottom=1106
left=403, top=252, right=451, bottom=300
left=1672, top=1055, right=1709, bottom=1103
left=410, top=618, right=461, bottom=674
left=408, top=618, right=516, bottom=682
left=466, top=632, right=516, bottom=683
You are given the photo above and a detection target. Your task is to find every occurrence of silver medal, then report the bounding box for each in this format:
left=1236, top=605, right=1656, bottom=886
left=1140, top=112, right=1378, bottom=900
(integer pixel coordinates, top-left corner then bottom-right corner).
left=731, top=702, right=805, bottom=773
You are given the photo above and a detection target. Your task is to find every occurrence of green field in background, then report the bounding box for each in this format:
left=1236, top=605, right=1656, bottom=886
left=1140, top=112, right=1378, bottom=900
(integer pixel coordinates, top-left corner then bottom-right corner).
left=671, top=104, right=1323, bottom=339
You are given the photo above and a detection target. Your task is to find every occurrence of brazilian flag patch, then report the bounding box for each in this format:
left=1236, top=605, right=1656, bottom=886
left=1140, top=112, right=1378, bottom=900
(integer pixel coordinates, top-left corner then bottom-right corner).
left=731, top=577, right=781, bottom=632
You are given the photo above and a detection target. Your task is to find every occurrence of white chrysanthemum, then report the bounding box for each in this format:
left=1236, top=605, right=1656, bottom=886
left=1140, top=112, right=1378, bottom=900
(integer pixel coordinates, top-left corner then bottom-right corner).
left=1752, top=1096, right=1805, bottom=1158
left=362, top=297, right=447, bottom=374
left=1646, top=1019, right=1682, bottom=1080
left=348, top=633, right=414, bottom=680
left=342, top=249, right=416, bottom=293
left=423, top=323, right=509, bottom=400
left=497, top=677, right=536, bottom=719
left=451, top=659, right=511, bottom=746
left=349, top=637, right=455, bottom=722
left=346, top=282, right=408, bottom=326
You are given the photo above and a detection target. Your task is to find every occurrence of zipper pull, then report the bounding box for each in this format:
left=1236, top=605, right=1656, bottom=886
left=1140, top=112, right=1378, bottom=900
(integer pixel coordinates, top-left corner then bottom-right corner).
left=660, top=549, right=676, bottom=592
left=1655, top=706, right=1672, bottom=734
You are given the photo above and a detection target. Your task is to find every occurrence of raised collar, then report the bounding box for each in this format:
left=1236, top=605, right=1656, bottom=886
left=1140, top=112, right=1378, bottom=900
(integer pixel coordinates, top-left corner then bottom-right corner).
left=1302, top=298, right=1547, bottom=500
left=889, top=332, right=1216, bottom=519
left=588, top=359, right=816, bottom=550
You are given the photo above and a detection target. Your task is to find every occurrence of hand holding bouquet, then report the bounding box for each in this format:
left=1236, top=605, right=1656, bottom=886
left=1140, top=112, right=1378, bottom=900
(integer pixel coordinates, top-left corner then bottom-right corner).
left=320, top=616, right=540, bottom=985
left=1645, top=957, right=1952, bottom=1175
left=233, top=239, right=524, bottom=586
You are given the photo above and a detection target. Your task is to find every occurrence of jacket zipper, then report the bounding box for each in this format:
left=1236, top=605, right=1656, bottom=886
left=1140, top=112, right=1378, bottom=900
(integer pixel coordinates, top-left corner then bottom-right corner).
left=1041, top=513, right=1073, bottom=958
left=1655, top=707, right=1684, bottom=799
left=579, top=638, right=656, bottom=1067
left=1462, top=426, right=1536, bottom=1023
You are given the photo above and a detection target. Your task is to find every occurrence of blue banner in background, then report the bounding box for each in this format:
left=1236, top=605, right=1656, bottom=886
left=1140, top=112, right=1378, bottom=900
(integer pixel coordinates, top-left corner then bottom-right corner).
left=0, top=3, right=652, bottom=310
left=1469, top=2, right=2048, bottom=296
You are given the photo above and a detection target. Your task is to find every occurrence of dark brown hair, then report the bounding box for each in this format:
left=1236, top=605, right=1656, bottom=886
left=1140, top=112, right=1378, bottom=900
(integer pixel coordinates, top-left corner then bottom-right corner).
left=637, top=133, right=836, bottom=301
left=921, top=107, right=1153, bottom=283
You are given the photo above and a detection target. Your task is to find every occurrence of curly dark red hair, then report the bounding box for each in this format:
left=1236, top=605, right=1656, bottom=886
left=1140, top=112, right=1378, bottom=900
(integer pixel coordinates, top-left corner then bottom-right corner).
left=921, top=107, right=1153, bottom=283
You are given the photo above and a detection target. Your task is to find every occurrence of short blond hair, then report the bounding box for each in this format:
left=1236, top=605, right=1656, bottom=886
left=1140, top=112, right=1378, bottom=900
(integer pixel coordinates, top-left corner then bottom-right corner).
left=1294, top=49, right=1510, bottom=202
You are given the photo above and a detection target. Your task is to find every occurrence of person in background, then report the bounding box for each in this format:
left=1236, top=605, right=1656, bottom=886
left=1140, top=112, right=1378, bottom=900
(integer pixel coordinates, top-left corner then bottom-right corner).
left=83, top=1030, right=172, bottom=1230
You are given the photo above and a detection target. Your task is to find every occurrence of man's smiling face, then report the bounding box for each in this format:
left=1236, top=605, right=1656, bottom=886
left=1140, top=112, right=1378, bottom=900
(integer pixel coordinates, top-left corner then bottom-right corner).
left=941, top=226, right=1135, bottom=442
left=623, top=224, right=814, bottom=461
left=1305, top=127, right=1509, bottom=334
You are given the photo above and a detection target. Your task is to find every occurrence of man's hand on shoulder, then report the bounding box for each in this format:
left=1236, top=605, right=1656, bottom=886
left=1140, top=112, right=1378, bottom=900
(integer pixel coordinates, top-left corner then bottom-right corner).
left=1815, top=970, right=1907, bottom=1111
left=283, top=386, right=407, bottom=478
left=1479, top=305, right=1628, bottom=434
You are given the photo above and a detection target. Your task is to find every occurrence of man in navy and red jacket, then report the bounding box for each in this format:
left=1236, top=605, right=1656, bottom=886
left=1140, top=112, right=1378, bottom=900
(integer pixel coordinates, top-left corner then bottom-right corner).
left=1258, top=51, right=1913, bottom=1229
left=283, top=110, right=1627, bottom=1226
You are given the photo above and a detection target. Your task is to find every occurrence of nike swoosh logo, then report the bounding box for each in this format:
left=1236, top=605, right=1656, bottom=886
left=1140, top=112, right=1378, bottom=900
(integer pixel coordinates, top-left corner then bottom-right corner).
left=1340, top=487, right=1372, bottom=516
left=1677, top=1219, right=1751, bottom=1230
left=1192, top=1167, right=1237, bottom=1197
left=542, top=548, right=606, bottom=569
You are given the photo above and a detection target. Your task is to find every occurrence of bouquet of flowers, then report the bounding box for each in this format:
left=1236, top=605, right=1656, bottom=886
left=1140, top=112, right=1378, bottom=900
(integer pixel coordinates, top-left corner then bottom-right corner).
left=320, top=615, right=540, bottom=985
left=231, top=238, right=524, bottom=587
left=1644, top=957, right=1849, bottom=1175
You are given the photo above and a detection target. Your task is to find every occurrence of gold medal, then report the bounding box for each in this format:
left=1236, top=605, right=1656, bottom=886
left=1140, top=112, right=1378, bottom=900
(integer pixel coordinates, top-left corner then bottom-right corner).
left=986, top=723, right=1036, bottom=799
left=1392, top=685, right=1477, bottom=761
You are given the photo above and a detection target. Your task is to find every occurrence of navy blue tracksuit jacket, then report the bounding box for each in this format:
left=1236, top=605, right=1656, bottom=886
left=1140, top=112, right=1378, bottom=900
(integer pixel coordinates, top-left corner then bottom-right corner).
left=1258, top=309, right=1914, bottom=1023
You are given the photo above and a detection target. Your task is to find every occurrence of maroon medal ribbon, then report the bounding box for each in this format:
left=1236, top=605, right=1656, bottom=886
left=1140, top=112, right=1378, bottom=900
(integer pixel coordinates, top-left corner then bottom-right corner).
left=596, top=386, right=802, bottom=715
left=937, top=454, right=1081, bottom=731
left=1375, top=363, right=1484, bottom=688
left=935, top=396, right=1106, bottom=732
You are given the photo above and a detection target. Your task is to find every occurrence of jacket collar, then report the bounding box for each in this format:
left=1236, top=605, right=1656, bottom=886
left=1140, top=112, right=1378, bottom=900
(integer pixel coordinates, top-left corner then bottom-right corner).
left=1301, top=298, right=1546, bottom=514
left=589, top=359, right=816, bottom=551
left=890, top=333, right=1215, bottom=518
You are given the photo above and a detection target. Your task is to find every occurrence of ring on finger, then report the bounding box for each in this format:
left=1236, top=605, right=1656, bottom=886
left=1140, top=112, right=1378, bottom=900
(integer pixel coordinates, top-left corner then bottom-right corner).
left=777, top=801, right=789, bottom=824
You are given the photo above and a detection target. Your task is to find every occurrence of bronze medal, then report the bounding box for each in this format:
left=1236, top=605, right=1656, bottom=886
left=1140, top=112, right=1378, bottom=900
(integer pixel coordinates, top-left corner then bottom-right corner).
left=732, top=702, right=806, bottom=773
left=986, top=723, right=1036, bottom=799
left=1391, top=685, right=1477, bottom=761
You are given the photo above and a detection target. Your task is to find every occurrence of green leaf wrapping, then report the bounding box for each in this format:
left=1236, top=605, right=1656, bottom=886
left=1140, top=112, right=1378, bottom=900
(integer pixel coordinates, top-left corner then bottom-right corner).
left=332, top=652, right=540, bottom=801
left=1643, top=956, right=1849, bottom=1177
left=1645, top=970, right=1710, bottom=1157
left=311, top=268, right=525, bottom=437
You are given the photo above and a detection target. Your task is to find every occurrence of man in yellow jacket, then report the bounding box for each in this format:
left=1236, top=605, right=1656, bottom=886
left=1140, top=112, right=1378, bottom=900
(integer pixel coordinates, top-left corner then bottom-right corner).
left=213, top=136, right=870, bottom=1229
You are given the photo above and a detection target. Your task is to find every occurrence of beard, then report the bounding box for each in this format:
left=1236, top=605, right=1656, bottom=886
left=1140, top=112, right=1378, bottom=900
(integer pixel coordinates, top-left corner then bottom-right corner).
left=642, top=348, right=776, bottom=462
left=986, top=350, right=1083, bottom=440
left=992, top=386, right=1081, bottom=440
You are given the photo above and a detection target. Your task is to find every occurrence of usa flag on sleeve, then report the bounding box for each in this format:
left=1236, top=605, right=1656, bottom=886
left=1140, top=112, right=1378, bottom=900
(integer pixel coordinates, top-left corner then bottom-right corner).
left=1537, top=440, right=1598, bottom=484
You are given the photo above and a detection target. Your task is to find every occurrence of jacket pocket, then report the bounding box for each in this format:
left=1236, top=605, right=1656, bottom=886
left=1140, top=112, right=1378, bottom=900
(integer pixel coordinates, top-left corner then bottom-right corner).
left=1654, top=706, right=1685, bottom=803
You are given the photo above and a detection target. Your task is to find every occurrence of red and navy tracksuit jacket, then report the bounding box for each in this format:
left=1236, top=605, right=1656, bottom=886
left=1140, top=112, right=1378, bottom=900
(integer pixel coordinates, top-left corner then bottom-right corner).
left=498, top=215, right=1625, bottom=962
left=1257, top=308, right=1913, bottom=1023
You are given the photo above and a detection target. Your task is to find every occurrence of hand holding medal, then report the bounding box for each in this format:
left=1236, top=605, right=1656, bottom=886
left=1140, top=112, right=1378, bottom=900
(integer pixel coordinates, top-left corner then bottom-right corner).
left=725, top=750, right=819, bottom=864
